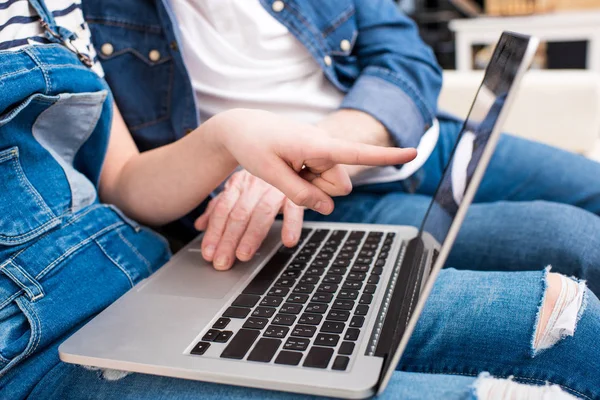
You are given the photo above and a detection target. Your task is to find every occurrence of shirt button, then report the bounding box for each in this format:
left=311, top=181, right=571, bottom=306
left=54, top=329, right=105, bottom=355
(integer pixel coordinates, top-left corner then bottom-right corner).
left=100, top=43, right=114, bottom=56
left=340, top=39, right=351, bottom=52
left=272, top=0, right=284, bottom=12
left=149, top=50, right=161, bottom=62
left=323, top=55, right=332, bottom=66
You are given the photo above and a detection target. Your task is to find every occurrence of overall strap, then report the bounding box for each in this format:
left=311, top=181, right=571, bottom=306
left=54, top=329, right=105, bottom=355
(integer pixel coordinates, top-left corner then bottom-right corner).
left=26, top=0, right=92, bottom=67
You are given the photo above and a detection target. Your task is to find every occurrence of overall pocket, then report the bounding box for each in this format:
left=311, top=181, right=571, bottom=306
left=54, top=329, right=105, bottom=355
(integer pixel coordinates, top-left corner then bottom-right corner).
left=0, top=295, right=40, bottom=378
left=0, top=147, right=58, bottom=246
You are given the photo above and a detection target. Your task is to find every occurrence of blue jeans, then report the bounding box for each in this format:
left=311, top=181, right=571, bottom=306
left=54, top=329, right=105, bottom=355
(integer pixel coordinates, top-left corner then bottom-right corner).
left=307, top=116, right=600, bottom=294
left=19, top=269, right=600, bottom=400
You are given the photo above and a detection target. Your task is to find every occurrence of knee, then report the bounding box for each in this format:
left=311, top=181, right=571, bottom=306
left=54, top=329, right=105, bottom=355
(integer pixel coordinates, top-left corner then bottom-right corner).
left=474, top=373, right=577, bottom=400
left=533, top=272, right=586, bottom=354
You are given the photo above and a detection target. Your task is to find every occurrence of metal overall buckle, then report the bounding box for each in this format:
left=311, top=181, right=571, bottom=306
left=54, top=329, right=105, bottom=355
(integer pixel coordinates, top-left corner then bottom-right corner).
left=40, top=20, right=93, bottom=68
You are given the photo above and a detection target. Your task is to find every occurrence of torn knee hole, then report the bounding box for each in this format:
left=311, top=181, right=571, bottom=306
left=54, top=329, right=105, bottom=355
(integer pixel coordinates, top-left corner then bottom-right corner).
left=474, top=374, right=577, bottom=400
left=533, top=271, right=586, bottom=354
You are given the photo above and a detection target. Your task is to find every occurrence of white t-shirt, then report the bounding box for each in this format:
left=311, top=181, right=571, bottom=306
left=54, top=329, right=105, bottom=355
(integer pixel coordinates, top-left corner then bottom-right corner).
left=171, top=0, right=437, bottom=184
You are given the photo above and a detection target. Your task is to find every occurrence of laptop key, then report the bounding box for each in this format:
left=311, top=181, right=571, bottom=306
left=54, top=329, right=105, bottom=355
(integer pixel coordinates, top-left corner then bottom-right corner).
left=375, top=259, right=386, bottom=267
left=190, top=342, right=211, bottom=356
left=264, top=325, right=290, bottom=339
left=332, top=299, right=354, bottom=310
left=273, top=313, right=296, bottom=326
left=275, top=351, right=303, bottom=366
left=291, top=324, right=317, bottom=338
left=344, top=328, right=360, bottom=341
left=355, top=305, right=369, bottom=316
left=343, top=281, right=362, bottom=290
left=305, top=303, right=328, bottom=314
left=221, top=329, right=261, bottom=359
left=243, top=252, right=292, bottom=295
left=247, top=338, right=282, bottom=363
left=267, top=287, right=290, bottom=297
left=350, top=316, right=365, bottom=328
left=329, top=267, right=347, bottom=275
left=288, top=294, right=309, bottom=304
left=315, top=333, right=340, bottom=347
left=306, top=267, right=325, bottom=276
left=275, top=278, right=295, bottom=288
left=346, top=272, right=366, bottom=281
left=311, top=260, right=329, bottom=268
left=332, top=258, right=351, bottom=267
left=298, top=313, right=322, bottom=325
left=351, top=265, right=369, bottom=273
left=280, top=303, right=303, bottom=314
left=284, top=337, right=310, bottom=351
left=282, top=270, right=301, bottom=278
left=359, top=294, right=373, bottom=305
left=321, top=321, right=345, bottom=334
left=303, top=347, right=334, bottom=369
left=300, top=275, right=319, bottom=284
left=364, top=284, right=377, bottom=294
left=214, top=330, right=233, bottom=343
left=232, top=294, right=261, bottom=308
left=223, top=307, right=251, bottom=319
left=252, top=307, right=276, bottom=318
left=293, top=284, right=315, bottom=294
left=312, top=291, right=334, bottom=302
left=337, top=290, right=359, bottom=300
left=322, top=274, right=342, bottom=284
left=317, top=283, right=338, bottom=293
left=332, top=356, right=350, bottom=371
left=202, top=329, right=220, bottom=342
left=339, top=341, right=355, bottom=355
left=260, top=296, right=283, bottom=307
left=243, top=317, right=269, bottom=330
left=212, top=318, right=230, bottom=330
left=327, top=310, right=350, bottom=322
left=372, top=267, right=383, bottom=275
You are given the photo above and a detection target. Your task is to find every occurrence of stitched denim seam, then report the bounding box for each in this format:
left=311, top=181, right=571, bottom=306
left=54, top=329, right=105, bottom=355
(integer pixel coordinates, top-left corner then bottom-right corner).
left=116, top=231, right=151, bottom=269
left=98, top=48, right=172, bottom=67
left=18, top=297, right=42, bottom=358
left=9, top=261, right=44, bottom=301
left=35, top=221, right=124, bottom=281
left=87, top=18, right=162, bottom=33
left=322, top=5, right=355, bottom=37
left=284, top=3, right=328, bottom=52
left=1, top=266, right=35, bottom=300
left=10, top=149, right=55, bottom=220
left=94, top=238, right=135, bottom=287
left=0, top=291, right=20, bottom=311
left=0, top=66, right=37, bottom=81
left=24, top=48, right=51, bottom=94
left=400, top=367, right=592, bottom=400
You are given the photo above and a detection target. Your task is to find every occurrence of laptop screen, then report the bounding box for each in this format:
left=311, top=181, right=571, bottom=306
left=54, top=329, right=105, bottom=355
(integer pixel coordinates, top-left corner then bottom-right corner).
left=418, top=32, right=531, bottom=245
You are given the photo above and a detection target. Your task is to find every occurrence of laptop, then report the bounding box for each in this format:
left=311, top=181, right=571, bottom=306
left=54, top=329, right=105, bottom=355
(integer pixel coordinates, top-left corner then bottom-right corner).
left=59, top=32, right=539, bottom=399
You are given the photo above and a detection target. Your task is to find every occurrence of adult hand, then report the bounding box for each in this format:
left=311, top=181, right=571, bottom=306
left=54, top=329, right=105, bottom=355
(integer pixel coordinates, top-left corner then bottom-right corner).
left=209, top=108, right=417, bottom=215
left=194, top=170, right=303, bottom=270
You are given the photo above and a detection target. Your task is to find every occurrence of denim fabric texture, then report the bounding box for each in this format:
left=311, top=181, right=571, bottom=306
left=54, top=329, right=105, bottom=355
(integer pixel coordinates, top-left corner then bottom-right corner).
left=81, top=0, right=442, bottom=151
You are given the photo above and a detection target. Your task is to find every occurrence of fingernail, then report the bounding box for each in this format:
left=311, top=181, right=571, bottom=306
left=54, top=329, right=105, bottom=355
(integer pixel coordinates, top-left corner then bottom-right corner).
left=214, top=255, right=230, bottom=270
left=314, top=201, right=329, bottom=214
left=204, top=245, right=215, bottom=258
left=238, top=244, right=252, bottom=257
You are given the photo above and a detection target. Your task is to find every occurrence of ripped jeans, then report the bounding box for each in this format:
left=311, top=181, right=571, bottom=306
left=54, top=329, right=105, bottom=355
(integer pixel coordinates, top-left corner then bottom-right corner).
left=8, top=268, right=598, bottom=400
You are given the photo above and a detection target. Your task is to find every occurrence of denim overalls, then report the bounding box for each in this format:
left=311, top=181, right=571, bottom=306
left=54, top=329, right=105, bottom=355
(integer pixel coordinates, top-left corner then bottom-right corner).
left=0, top=1, right=170, bottom=398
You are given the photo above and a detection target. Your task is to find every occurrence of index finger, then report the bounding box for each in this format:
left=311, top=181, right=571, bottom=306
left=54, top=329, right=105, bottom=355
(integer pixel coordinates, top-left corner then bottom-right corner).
left=318, top=138, right=417, bottom=167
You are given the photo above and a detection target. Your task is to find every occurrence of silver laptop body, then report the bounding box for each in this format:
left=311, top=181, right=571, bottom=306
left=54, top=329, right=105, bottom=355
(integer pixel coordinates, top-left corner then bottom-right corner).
left=60, top=32, right=539, bottom=399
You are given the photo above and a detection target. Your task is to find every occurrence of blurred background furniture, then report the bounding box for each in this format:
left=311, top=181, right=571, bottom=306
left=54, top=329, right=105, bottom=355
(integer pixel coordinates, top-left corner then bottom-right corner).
left=438, top=70, right=600, bottom=157
left=449, top=10, right=600, bottom=71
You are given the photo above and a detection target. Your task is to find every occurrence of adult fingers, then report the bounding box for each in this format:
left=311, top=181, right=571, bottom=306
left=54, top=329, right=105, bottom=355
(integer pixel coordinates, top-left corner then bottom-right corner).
left=312, top=137, right=417, bottom=167
left=194, top=195, right=219, bottom=231
left=309, top=165, right=353, bottom=197
left=200, top=174, right=244, bottom=262
left=257, top=157, right=335, bottom=215
left=281, top=199, right=304, bottom=247
left=236, top=186, right=286, bottom=262
left=212, top=177, right=270, bottom=269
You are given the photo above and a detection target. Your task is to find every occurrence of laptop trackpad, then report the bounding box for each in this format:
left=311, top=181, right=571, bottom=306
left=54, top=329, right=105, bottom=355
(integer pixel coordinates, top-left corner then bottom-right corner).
left=138, top=248, right=257, bottom=299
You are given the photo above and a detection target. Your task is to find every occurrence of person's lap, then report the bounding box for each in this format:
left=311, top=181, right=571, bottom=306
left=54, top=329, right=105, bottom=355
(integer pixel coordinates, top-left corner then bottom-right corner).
left=307, top=118, right=600, bottom=293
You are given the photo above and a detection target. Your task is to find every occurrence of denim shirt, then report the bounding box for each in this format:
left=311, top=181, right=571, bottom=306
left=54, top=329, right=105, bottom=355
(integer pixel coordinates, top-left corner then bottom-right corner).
left=81, top=0, right=443, bottom=152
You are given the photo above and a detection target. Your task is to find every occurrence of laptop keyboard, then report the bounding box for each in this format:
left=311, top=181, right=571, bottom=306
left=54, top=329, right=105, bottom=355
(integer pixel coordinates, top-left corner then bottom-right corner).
left=189, top=228, right=396, bottom=371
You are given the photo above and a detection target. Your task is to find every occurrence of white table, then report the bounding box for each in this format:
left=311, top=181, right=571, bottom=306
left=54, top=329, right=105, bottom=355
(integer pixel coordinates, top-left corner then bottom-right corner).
left=449, top=10, right=600, bottom=72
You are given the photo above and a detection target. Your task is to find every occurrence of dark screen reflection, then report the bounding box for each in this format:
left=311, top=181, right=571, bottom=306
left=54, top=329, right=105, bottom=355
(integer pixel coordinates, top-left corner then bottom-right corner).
left=419, top=33, right=530, bottom=244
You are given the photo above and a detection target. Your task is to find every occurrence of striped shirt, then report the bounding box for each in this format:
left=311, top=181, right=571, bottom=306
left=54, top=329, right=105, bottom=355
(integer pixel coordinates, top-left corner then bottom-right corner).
left=0, top=0, right=103, bottom=76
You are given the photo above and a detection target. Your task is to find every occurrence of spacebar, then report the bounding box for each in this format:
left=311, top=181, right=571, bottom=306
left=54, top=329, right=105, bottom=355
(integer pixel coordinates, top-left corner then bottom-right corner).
left=242, top=251, right=291, bottom=295
left=220, top=329, right=261, bottom=360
